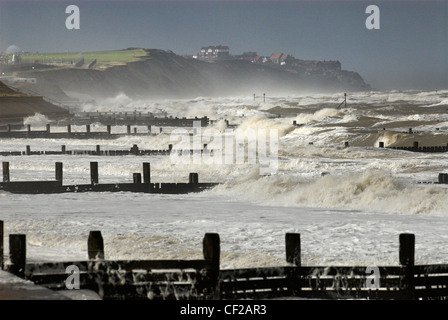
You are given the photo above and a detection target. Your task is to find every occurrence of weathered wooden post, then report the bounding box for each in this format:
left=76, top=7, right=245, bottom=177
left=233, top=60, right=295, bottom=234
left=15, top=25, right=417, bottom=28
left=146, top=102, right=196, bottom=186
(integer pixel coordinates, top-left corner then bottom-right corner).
left=189, top=173, right=198, bottom=185
left=203, top=233, right=220, bottom=268
left=285, top=233, right=301, bottom=295
left=286, top=233, right=301, bottom=266
left=90, top=162, right=99, bottom=185
left=88, top=231, right=104, bottom=260
left=86, top=124, right=91, bottom=133
left=399, top=233, right=415, bottom=300
left=133, top=173, right=142, bottom=184
left=143, top=162, right=150, bottom=184
left=46, top=124, right=51, bottom=133
left=148, top=125, right=152, bottom=134
left=61, top=145, right=66, bottom=154
left=203, top=233, right=220, bottom=298
left=67, top=125, right=71, bottom=134
left=96, top=145, right=101, bottom=155
left=127, top=125, right=131, bottom=134
left=9, top=234, right=26, bottom=278
left=2, top=162, right=10, bottom=183
left=27, top=124, right=31, bottom=133
left=413, top=141, right=419, bottom=150
left=107, top=125, right=111, bottom=136
left=131, top=144, right=139, bottom=155
left=55, top=162, right=63, bottom=186
left=26, top=145, right=31, bottom=155
left=0, top=220, right=3, bottom=270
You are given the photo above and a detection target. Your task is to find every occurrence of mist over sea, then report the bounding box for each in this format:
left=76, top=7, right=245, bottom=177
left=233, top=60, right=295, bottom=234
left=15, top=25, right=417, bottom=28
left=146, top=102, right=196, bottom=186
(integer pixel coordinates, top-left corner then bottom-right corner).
left=2, top=89, right=448, bottom=269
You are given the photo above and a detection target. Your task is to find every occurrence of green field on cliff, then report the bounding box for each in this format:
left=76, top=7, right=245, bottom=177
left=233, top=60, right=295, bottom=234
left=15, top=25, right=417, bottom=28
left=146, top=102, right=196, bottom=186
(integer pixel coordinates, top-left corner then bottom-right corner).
left=6, top=48, right=149, bottom=69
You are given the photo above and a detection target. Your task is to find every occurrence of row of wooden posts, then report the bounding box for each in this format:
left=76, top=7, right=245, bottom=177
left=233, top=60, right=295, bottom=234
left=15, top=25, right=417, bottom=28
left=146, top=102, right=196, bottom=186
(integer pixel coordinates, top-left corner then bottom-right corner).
left=381, top=141, right=448, bottom=153
left=0, top=124, right=167, bottom=139
left=64, top=114, right=211, bottom=127
left=0, top=119, right=234, bottom=139
left=0, top=143, right=213, bottom=157
left=2, top=219, right=447, bottom=300
left=0, top=160, right=215, bottom=194
left=1, top=161, right=152, bottom=186
left=4, top=140, right=448, bottom=157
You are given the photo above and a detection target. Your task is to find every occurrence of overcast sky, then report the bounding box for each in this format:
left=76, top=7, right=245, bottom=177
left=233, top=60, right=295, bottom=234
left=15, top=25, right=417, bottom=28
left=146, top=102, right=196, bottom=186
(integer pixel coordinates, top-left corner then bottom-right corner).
left=0, top=0, right=446, bottom=90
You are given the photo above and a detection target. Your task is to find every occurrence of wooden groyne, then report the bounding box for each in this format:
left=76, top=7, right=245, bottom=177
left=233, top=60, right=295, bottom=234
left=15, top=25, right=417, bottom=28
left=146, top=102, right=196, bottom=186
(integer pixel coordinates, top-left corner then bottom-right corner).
left=0, top=144, right=211, bottom=157
left=62, top=112, right=209, bottom=127
left=0, top=118, right=235, bottom=140
left=380, top=141, right=448, bottom=153
left=1, top=222, right=447, bottom=300
left=0, top=124, right=169, bottom=139
left=0, top=161, right=218, bottom=194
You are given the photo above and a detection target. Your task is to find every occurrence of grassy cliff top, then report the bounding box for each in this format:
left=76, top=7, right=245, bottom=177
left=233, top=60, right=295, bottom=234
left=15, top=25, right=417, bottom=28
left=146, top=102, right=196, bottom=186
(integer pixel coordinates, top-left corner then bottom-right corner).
left=5, top=48, right=150, bottom=70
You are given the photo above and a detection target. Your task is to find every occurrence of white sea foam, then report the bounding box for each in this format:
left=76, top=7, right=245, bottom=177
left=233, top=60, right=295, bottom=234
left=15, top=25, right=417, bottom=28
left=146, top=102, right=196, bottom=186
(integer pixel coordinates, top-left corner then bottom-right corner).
left=2, top=90, right=448, bottom=269
left=23, top=113, right=50, bottom=127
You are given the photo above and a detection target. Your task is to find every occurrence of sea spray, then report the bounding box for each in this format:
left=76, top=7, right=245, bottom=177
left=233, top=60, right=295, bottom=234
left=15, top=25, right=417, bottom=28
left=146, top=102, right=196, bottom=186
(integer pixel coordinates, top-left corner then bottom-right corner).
left=374, top=131, right=405, bottom=147
left=236, top=114, right=295, bottom=138
left=294, top=108, right=343, bottom=124
left=213, top=169, right=448, bottom=215
left=23, top=113, right=50, bottom=127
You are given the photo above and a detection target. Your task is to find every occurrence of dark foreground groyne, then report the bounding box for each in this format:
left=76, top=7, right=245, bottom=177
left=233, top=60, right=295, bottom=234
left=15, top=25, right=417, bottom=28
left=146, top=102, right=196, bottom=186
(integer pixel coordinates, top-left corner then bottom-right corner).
left=1, top=221, right=447, bottom=300
left=0, top=161, right=218, bottom=194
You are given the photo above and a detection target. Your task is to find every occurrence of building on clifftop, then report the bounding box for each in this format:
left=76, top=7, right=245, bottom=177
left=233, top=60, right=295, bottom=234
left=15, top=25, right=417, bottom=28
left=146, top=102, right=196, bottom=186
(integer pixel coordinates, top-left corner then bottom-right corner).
left=195, top=45, right=230, bottom=61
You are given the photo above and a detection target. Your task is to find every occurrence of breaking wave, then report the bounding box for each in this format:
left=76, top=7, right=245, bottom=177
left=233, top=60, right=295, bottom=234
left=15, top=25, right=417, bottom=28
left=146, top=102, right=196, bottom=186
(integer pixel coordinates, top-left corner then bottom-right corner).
left=213, top=170, right=448, bottom=215
left=23, top=113, right=50, bottom=127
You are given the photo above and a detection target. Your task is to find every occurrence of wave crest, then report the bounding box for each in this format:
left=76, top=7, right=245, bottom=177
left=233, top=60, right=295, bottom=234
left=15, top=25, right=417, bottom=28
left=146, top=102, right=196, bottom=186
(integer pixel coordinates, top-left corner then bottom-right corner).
left=214, top=170, right=448, bottom=215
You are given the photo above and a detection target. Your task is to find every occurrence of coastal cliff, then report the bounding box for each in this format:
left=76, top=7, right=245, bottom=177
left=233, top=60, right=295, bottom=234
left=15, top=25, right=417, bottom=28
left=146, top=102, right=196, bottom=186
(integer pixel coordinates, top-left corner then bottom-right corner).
left=15, top=49, right=370, bottom=102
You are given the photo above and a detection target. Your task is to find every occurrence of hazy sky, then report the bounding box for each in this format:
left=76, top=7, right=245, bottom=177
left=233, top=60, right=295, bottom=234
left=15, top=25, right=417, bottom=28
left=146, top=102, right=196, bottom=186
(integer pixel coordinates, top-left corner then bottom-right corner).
left=0, top=0, right=446, bottom=90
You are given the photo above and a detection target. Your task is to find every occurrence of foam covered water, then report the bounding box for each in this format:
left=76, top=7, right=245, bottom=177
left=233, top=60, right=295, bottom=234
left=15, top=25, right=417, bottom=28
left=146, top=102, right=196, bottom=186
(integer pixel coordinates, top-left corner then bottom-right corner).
left=2, top=89, right=448, bottom=268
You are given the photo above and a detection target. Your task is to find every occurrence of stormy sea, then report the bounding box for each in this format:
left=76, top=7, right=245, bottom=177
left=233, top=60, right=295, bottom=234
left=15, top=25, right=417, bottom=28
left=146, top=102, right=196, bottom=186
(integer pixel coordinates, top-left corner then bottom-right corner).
left=2, top=89, right=448, bottom=274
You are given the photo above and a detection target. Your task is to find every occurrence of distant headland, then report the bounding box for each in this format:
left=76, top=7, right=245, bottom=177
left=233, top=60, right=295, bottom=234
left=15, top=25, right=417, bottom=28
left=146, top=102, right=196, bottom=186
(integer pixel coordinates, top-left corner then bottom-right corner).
left=0, top=47, right=371, bottom=102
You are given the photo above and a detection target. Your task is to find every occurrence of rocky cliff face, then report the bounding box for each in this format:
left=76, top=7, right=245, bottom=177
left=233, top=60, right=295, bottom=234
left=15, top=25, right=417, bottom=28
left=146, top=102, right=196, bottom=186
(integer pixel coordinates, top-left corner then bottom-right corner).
left=18, top=49, right=370, bottom=102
